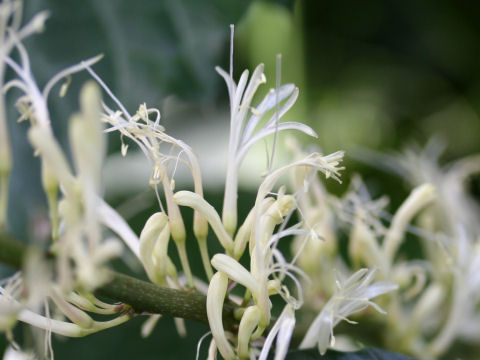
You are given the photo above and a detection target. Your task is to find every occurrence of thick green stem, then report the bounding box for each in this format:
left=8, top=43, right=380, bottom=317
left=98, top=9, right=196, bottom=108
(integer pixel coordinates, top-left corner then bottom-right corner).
left=0, top=231, right=238, bottom=330
left=96, top=272, right=209, bottom=323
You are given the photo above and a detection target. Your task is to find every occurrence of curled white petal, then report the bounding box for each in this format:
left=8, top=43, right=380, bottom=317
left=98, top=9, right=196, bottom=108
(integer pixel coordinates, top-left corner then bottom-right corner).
left=237, top=305, right=261, bottom=358
left=207, top=272, right=235, bottom=360
left=139, top=212, right=169, bottom=283
left=174, top=191, right=233, bottom=253
left=211, top=254, right=260, bottom=296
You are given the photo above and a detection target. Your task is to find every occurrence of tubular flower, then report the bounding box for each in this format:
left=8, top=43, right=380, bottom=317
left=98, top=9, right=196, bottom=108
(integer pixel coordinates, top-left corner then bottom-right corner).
left=87, top=70, right=210, bottom=285
left=205, top=149, right=346, bottom=359
left=200, top=26, right=349, bottom=357
left=300, top=268, right=398, bottom=355
left=218, top=26, right=317, bottom=236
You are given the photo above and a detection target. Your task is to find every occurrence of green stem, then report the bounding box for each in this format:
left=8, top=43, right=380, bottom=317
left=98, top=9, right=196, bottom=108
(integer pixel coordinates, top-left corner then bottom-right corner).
left=97, top=272, right=209, bottom=323
left=175, top=241, right=194, bottom=288
left=0, top=231, right=238, bottom=330
left=197, top=235, right=214, bottom=280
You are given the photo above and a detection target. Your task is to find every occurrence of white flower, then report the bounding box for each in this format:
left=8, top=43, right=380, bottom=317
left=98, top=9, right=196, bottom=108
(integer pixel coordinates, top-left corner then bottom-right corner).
left=258, top=304, right=296, bottom=360
left=300, top=268, right=398, bottom=355
left=174, top=191, right=234, bottom=254
left=201, top=119, right=344, bottom=358
left=206, top=272, right=234, bottom=360
left=0, top=2, right=49, bottom=227
left=218, top=26, right=317, bottom=235
left=139, top=212, right=171, bottom=285
left=86, top=66, right=211, bottom=285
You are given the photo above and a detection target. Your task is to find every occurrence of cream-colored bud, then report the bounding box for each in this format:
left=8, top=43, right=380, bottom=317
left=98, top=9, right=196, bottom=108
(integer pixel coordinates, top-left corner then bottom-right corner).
left=222, top=212, right=237, bottom=238
left=80, top=81, right=102, bottom=134
left=267, top=279, right=281, bottom=295
left=70, top=115, right=102, bottom=193
left=271, top=195, right=296, bottom=222
left=139, top=212, right=169, bottom=284
left=59, top=76, right=71, bottom=98
left=384, top=183, right=436, bottom=266
left=237, top=306, right=261, bottom=358
left=0, top=294, right=20, bottom=332
left=411, top=283, right=445, bottom=328
left=211, top=254, right=260, bottom=297
left=153, top=224, right=171, bottom=285
left=193, top=212, right=209, bottom=241
left=258, top=195, right=295, bottom=248
left=30, top=11, right=50, bottom=33
left=174, top=190, right=234, bottom=254
left=207, top=272, right=235, bottom=360
left=169, top=216, right=186, bottom=246
left=349, top=215, right=385, bottom=271
left=50, top=287, right=94, bottom=329
left=235, top=198, right=275, bottom=259
left=166, top=257, right=178, bottom=280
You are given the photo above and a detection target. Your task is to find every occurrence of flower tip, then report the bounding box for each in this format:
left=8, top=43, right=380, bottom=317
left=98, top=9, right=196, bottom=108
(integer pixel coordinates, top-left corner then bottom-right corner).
left=310, top=130, right=319, bottom=139
left=417, top=183, right=436, bottom=201
left=32, top=10, right=51, bottom=32
left=121, top=143, right=129, bottom=157
left=214, top=65, right=224, bottom=75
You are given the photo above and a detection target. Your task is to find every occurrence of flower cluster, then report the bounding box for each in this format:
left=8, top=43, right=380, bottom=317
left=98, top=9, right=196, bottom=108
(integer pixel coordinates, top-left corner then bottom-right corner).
left=292, top=140, right=480, bottom=358
left=0, top=0, right=133, bottom=354
left=0, top=3, right=402, bottom=359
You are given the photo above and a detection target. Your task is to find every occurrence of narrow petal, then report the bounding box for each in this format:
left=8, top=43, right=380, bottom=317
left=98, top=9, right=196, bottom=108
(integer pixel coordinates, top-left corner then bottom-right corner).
left=237, top=122, right=317, bottom=165
left=259, top=305, right=296, bottom=360
left=174, top=191, right=234, bottom=254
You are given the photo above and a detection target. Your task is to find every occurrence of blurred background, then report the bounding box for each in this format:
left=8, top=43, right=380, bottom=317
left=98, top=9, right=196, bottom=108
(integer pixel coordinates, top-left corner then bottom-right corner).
left=1, top=0, right=480, bottom=358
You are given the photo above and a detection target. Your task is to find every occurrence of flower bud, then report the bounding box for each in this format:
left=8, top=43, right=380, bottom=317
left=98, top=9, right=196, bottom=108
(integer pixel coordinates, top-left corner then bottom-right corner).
left=207, top=272, right=235, bottom=360
left=139, top=212, right=169, bottom=284
left=237, top=306, right=261, bottom=358
left=384, top=183, right=436, bottom=267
